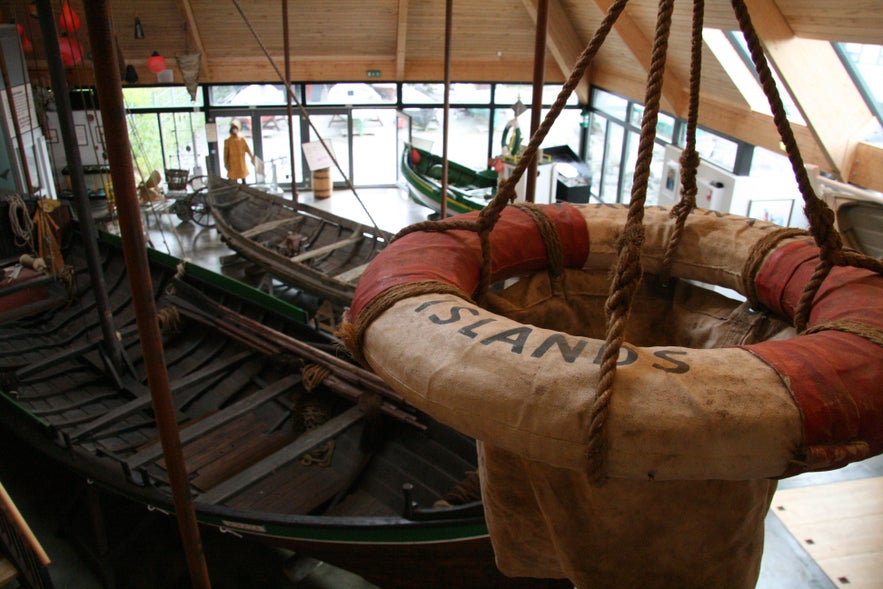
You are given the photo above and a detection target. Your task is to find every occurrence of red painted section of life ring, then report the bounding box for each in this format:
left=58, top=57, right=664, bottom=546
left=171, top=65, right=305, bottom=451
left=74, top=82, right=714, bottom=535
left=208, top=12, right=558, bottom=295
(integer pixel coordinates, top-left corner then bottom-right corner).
left=350, top=203, right=590, bottom=318
left=744, top=240, right=883, bottom=474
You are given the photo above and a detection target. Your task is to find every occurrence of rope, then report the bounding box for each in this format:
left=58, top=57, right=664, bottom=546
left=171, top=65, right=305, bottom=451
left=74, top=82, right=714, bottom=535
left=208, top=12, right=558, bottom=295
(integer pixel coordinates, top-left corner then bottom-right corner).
left=156, top=305, right=182, bottom=336
left=729, top=0, right=883, bottom=332
left=586, top=0, right=675, bottom=485
left=740, top=227, right=810, bottom=308
left=339, top=281, right=471, bottom=366
left=659, top=0, right=704, bottom=285
left=804, top=320, right=883, bottom=349
left=302, top=363, right=331, bottom=392
left=5, top=194, right=35, bottom=252
left=512, top=202, right=565, bottom=282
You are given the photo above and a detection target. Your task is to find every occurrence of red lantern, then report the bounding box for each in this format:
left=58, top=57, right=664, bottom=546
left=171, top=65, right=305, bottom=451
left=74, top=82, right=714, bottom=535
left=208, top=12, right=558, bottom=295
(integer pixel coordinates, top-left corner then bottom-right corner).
left=21, top=36, right=33, bottom=54
left=146, top=51, right=166, bottom=74
left=58, top=36, right=84, bottom=67
left=59, top=2, right=80, bottom=33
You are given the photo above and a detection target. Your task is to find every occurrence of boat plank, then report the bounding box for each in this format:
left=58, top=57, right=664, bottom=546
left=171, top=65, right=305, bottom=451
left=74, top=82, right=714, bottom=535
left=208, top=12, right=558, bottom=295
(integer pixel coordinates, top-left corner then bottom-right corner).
left=332, top=262, right=370, bottom=283
left=240, top=217, right=304, bottom=239
left=199, top=405, right=364, bottom=504
left=188, top=430, right=294, bottom=492
left=127, top=374, right=302, bottom=473
left=290, top=233, right=362, bottom=263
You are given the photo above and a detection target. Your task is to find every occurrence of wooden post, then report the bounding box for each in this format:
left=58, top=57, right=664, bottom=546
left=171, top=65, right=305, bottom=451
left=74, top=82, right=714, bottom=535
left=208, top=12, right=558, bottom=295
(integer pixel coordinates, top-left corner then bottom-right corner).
left=440, top=0, right=453, bottom=219
left=527, top=0, right=549, bottom=203
left=81, top=2, right=212, bottom=587
left=283, top=0, right=298, bottom=202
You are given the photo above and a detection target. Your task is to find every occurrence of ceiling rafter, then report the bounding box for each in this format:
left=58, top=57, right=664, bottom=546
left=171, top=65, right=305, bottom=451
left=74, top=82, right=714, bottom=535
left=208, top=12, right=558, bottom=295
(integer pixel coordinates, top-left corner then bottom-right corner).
left=520, top=0, right=589, bottom=103
left=396, top=0, right=409, bottom=80
left=174, top=0, right=210, bottom=80
left=741, top=0, right=875, bottom=180
left=590, top=0, right=687, bottom=116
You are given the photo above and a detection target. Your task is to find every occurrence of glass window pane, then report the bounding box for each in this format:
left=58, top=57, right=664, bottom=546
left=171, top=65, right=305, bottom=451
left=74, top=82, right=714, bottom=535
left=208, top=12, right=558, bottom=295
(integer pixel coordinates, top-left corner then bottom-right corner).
left=587, top=113, right=606, bottom=198
left=159, top=112, right=208, bottom=176
left=601, top=122, right=625, bottom=202
left=123, top=87, right=204, bottom=108
left=259, top=114, right=301, bottom=186
left=310, top=83, right=397, bottom=105
left=539, top=108, right=582, bottom=153
left=696, top=128, right=738, bottom=171
left=628, top=105, right=675, bottom=142
left=591, top=89, right=628, bottom=121
left=494, top=84, right=532, bottom=105
left=402, top=84, right=444, bottom=104
left=127, top=113, right=164, bottom=184
left=409, top=107, right=490, bottom=170
left=306, top=114, right=350, bottom=183
left=352, top=108, right=399, bottom=185
left=210, top=84, right=287, bottom=107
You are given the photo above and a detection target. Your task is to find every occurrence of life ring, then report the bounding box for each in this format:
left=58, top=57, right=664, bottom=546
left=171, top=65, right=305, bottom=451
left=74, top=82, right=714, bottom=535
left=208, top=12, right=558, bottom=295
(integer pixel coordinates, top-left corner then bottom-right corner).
left=345, top=202, right=883, bottom=481
left=500, top=122, right=522, bottom=155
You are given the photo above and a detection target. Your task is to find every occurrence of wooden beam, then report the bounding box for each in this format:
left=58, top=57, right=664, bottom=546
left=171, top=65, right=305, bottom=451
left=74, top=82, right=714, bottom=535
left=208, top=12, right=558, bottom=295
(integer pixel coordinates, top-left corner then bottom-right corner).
left=742, top=0, right=875, bottom=179
left=591, top=0, right=687, bottom=115
left=520, top=0, right=589, bottom=103
left=848, top=142, right=883, bottom=193
left=175, top=0, right=211, bottom=80
left=396, top=0, right=409, bottom=80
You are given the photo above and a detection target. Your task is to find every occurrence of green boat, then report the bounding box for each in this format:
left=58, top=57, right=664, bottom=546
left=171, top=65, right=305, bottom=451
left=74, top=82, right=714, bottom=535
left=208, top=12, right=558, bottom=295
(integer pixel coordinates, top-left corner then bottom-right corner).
left=400, top=144, right=498, bottom=216
left=0, top=228, right=568, bottom=589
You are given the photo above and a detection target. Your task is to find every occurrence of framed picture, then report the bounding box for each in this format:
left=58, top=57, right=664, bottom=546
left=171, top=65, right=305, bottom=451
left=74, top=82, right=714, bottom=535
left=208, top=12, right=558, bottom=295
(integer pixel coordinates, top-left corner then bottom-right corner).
left=75, top=124, right=88, bottom=146
left=748, top=198, right=793, bottom=227
left=663, top=161, right=678, bottom=194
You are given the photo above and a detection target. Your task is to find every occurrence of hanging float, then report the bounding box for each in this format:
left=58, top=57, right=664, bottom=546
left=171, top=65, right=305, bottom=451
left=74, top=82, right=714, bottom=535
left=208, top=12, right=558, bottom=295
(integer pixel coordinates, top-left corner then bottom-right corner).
left=342, top=0, right=883, bottom=587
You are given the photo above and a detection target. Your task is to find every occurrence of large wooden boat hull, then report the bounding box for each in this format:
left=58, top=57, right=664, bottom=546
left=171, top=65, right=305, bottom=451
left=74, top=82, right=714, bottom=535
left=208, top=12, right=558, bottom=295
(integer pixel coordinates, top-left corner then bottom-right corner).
left=0, top=231, right=564, bottom=589
left=206, top=177, right=391, bottom=307
left=400, top=144, right=497, bottom=216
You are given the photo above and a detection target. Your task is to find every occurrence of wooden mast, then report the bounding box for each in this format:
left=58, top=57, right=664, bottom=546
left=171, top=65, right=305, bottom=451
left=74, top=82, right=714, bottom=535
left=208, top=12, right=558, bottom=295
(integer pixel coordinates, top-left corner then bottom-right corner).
left=81, top=2, right=212, bottom=587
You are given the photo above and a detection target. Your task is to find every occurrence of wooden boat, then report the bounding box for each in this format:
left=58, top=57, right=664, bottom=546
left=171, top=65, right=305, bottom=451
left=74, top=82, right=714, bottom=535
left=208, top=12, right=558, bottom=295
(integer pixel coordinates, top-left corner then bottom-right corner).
left=0, top=230, right=567, bottom=589
left=400, top=144, right=498, bottom=215
left=205, top=176, right=391, bottom=307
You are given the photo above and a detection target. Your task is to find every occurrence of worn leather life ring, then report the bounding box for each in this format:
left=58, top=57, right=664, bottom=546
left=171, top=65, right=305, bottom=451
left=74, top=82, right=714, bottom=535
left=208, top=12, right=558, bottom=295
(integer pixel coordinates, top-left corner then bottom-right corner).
left=346, top=203, right=883, bottom=480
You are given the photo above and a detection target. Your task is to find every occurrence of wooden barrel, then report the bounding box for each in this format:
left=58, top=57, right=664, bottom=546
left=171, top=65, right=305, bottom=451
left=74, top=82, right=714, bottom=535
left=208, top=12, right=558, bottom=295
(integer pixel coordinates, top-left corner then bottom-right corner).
left=312, top=168, right=332, bottom=199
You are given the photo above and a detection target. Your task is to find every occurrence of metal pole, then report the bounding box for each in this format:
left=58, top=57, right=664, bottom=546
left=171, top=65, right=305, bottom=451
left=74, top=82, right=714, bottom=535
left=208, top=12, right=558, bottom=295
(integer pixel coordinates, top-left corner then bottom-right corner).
left=440, top=0, right=452, bottom=218
left=81, top=2, right=212, bottom=588
left=34, top=0, right=122, bottom=372
left=527, top=0, right=549, bottom=203
left=283, top=0, right=297, bottom=202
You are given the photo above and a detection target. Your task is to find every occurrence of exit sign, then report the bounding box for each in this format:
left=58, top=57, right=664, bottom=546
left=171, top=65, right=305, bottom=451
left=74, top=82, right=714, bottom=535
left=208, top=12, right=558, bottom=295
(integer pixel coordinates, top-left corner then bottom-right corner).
left=366, top=70, right=381, bottom=78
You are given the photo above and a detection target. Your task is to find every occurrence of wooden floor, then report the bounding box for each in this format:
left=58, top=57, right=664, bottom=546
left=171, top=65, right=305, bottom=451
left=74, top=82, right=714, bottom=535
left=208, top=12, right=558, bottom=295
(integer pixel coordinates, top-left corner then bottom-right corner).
left=60, top=185, right=883, bottom=587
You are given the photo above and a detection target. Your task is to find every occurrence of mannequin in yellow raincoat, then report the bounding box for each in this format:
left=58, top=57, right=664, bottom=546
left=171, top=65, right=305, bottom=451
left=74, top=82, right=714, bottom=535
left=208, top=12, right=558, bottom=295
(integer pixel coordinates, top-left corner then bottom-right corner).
left=224, top=119, right=254, bottom=184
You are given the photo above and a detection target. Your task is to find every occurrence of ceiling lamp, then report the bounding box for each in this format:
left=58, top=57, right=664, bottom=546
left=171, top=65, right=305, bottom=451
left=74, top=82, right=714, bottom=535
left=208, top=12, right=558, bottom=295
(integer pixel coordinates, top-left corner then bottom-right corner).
left=59, top=2, right=80, bottom=33
left=147, top=51, right=166, bottom=74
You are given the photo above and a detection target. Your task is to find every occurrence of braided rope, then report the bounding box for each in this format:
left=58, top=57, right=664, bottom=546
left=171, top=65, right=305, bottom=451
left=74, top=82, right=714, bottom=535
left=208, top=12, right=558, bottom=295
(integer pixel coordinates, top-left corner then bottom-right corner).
left=740, top=227, right=810, bottom=308
left=512, top=202, right=565, bottom=281
left=728, top=0, right=883, bottom=332
left=586, top=0, right=676, bottom=485
left=804, top=320, right=883, bottom=349
left=302, top=363, right=331, bottom=392
left=659, top=0, right=704, bottom=285
left=339, top=281, right=472, bottom=366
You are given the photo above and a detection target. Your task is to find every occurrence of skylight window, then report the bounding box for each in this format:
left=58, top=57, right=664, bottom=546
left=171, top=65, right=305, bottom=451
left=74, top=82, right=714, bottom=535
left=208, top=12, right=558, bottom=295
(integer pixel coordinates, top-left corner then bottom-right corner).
left=834, top=42, right=883, bottom=146
left=702, top=28, right=805, bottom=125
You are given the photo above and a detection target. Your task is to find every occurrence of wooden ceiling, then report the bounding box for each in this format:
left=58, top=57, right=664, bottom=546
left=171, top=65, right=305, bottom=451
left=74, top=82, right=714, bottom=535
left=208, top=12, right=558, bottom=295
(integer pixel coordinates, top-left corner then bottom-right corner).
left=5, top=0, right=883, bottom=186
